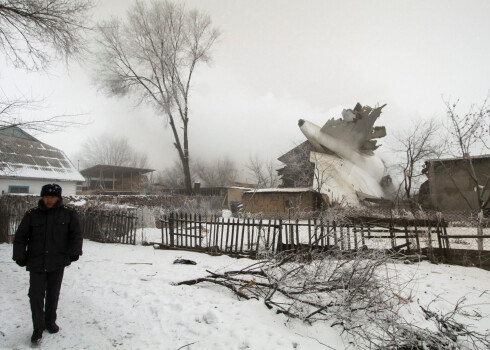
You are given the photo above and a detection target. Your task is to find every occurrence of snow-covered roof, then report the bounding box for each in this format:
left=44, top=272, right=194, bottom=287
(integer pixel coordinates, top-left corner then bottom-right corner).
left=425, top=154, right=490, bottom=163
left=0, top=126, right=85, bottom=182
left=244, top=187, right=316, bottom=194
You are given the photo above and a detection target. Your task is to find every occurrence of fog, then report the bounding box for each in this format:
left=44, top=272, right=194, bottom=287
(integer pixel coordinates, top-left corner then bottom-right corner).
left=2, top=0, right=489, bottom=180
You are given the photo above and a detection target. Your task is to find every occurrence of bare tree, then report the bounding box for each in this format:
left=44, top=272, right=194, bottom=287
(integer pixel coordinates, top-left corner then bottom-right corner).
left=0, top=1, right=92, bottom=134
left=93, top=0, right=220, bottom=192
left=195, top=157, right=238, bottom=187
left=156, top=159, right=192, bottom=189
left=442, top=94, right=490, bottom=249
left=392, top=118, right=445, bottom=202
left=0, top=0, right=93, bottom=70
left=444, top=95, right=490, bottom=211
left=76, top=134, right=148, bottom=169
left=246, top=155, right=280, bottom=188
left=0, top=89, right=86, bottom=132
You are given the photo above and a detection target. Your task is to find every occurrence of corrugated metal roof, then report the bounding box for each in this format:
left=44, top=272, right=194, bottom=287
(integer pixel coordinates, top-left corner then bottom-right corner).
left=0, top=127, right=85, bottom=182
left=80, top=164, right=154, bottom=177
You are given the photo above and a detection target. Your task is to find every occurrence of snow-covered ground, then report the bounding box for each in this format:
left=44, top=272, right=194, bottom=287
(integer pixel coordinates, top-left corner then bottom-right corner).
left=1, top=240, right=490, bottom=350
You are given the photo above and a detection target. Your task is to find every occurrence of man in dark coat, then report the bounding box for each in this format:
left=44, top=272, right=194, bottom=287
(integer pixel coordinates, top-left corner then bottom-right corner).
left=12, top=183, right=83, bottom=344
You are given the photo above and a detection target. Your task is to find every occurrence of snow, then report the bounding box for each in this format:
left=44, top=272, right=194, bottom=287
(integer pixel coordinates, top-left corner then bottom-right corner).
left=0, top=165, right=85, bottom=182
left=1, top=241, right=490, bottom=349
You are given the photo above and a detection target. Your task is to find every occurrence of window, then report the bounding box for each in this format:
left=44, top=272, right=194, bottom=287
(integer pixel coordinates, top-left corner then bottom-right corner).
left=8, top=185, right=29, bottom=194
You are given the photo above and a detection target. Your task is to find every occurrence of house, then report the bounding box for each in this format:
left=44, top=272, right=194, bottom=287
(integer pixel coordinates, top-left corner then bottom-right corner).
left=277, top=141, right=315, bottom=188
left=79, top=164, right=154, bottom=195
left=419, top=155, right=490, bottom=212
left=242, top=188, right=326, bottom=215
left=0, top=126, right=84, bottom=196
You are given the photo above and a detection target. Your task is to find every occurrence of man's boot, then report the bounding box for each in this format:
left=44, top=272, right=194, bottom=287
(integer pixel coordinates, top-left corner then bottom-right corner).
left=46, top=322, right=59, bottom=334
left=31, top=328, right=43, bottom=344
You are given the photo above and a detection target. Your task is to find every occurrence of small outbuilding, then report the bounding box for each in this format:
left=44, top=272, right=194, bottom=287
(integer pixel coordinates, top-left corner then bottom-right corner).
left=242, top=188, right=326, bottom=215
left=80, top=164, right=154, bottom=195
left=419, top=155, right=490, bottom=212
left=0, top=126, right=84, bottom=196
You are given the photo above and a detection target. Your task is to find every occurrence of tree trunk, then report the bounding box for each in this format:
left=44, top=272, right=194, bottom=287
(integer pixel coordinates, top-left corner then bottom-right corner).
left=477, top=210, right=484, bottom=251
left=183, top=158, right=192, bottom=193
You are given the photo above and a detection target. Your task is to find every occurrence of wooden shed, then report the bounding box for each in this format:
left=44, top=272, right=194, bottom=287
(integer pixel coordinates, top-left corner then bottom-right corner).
left=80, top=165, right=154, bottom=195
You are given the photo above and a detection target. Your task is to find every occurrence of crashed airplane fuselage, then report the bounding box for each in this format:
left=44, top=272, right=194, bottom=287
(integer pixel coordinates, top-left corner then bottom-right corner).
left=298, top=103, right=393, bottom=205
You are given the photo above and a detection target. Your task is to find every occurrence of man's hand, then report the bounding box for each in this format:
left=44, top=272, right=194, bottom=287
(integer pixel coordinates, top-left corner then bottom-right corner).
left=70, top=256, right=79, bottom=262
left=15, top=259, right=27, bottom=267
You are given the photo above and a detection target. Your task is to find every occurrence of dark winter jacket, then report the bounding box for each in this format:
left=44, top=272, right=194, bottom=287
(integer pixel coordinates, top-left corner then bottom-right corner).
left=12, top=199, right=83, bottom=272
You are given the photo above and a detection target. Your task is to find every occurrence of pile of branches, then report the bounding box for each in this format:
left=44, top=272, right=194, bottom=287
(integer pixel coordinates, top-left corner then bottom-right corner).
left=178, top=249, right=489, bottom=349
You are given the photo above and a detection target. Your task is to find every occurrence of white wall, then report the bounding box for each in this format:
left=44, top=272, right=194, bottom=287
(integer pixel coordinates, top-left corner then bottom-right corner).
left=0, top=179, right=78, bottom=196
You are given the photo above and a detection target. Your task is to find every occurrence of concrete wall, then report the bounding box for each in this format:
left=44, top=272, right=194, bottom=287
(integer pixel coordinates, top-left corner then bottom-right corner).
left=242, top=191, right=320, bottom=214
left=427, top=159, right=490, bottom=211
left=0, top=179, right=78, bottom=196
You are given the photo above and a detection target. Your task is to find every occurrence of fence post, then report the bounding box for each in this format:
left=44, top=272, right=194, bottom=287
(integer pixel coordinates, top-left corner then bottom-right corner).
left=389, top=222, right=395, bottom=250
left=414, top=222, right=420, bottom=252
left=404, top=220, right=411, bottom=253
left=169, top=212, right=175, bottom=247
left=276, top=219, right=283, bottom=253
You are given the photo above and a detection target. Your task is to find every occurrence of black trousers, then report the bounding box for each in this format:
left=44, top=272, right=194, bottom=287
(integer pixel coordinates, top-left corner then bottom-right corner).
left=28, top=268, right=65, bottom=330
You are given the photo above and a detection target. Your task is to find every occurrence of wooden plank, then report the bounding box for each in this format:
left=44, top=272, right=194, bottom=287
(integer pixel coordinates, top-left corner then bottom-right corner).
left=249, top=218, right=255, bottom=253
left=353, top=224, right=358, bottom=250
left=169, top=213, right=175, bottom=247
left=414, top=223, right=420, bottom=252
left=436, top=222, right=443, bottom=249
left=293, top=219, right=298, bottom=247
left=439, top=234, right=490, bottom=239
left=255, top=219, right=263, bottom=258
left=266, top=220, right=271, bottom=251
left=271, top=220, right=277, bottom=254
left=360, top=223, right=366, bottom=247
left=340, top=225, right=344, bottom=250
left=404, top=221, right=410, bottom=253
left=308, top=219, right=312, bottom=245
left=230, top=217, right=237, bottom=254
left=215, top=216, right=220, bottom=249
left=247, top=219, right=252, bottom=252
left=239, top=219, right=246, bottom=254
left=184, top=213, right=189, bottom=248
left=347, top=225, right=351, bottom=250
left=313, top=218, right=319, bottom=246
left=224, top=218, right=231, bottom=252
left=390, top=223, right=395, bottom=249
left=443, top=223, right=450, bottom=249
left=198, top=214, right=203, bottom=248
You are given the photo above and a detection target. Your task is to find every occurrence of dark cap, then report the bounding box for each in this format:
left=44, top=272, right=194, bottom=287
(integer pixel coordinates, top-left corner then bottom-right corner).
left=40, top=184, right=62, bottom=198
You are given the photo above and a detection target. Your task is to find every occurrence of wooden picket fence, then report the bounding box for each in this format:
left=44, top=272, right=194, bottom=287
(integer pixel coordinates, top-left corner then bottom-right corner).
left=0, top=199, right=38, bottom=243
left=80, top=209, right=138, bottom=245
left=156, top=213, right=453, bottom=258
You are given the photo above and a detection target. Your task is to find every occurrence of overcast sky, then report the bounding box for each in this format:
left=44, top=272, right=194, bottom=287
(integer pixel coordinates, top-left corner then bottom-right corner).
left=2, top=0, right=490, bottom=178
